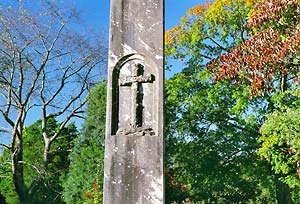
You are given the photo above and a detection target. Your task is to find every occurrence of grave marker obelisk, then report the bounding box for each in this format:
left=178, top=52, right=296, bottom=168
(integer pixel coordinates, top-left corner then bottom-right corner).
left=104, top=0, right=164, bottom=203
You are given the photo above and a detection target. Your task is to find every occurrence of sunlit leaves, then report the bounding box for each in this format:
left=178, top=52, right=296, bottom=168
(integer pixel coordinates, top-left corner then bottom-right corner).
left=165, top=25, right=183, bottom=46
left=164, top=0, right=280, bottom=203
left=208, top=0, right=300, bottom=96
left=165, top=0, right=256, bottom=68
left=165, top=66, right=275, bottom=203
left=248, top=0, right=300, bottom=30
left=204, top=0, right=256, bottom=25
left=186, top=4, right=210, bottom=18
left=259, top=107, right=300, bottom=188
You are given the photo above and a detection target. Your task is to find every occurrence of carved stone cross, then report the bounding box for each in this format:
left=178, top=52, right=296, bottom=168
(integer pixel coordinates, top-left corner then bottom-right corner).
left=117, top=63, right=155, bottom=136
left=104, top=0, right=164, bottom=203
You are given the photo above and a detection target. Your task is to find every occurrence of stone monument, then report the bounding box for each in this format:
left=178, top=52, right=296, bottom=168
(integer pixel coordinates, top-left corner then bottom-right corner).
left=103, top=0, right=164, bottom=203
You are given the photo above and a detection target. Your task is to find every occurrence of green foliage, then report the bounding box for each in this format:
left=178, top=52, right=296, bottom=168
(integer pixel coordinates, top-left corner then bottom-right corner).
left=165, top=67, right=276, bottom=203
left=259, top=91, right=300, bottom=192
left=63, top=133, right=104, bottom=204
left=0, top=190, right=5, bottom=204
left=63, top=82, right=106, bottom=204
left=0, top=149, right=18, bottom=204
left=201, top=0, right=300, bottom=202
left=0, top=118, right=78, bottom=204
left=260, top=109, right=300, bottom=174
left=165, top=0, right=254, bottom=62
left=165, top=0, right=279, bottom=203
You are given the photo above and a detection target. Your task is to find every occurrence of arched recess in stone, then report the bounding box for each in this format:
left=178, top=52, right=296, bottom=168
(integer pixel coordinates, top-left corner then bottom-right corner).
left=111, top=53, right=159, bottom=136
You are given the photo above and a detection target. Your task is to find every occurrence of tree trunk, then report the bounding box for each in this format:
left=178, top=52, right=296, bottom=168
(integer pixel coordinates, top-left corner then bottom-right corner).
left=42, top=139, right=51, bottom=177
left=12, top=134, right=29, bottom=204
left=275, top=175, right=292, bottom=204
left=280, top=74, right=288, bottom=93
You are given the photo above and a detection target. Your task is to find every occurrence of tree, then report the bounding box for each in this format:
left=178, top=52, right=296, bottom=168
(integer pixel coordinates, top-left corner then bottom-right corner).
left=165, top=70, right=276, bottom=204
left=63, top=82, right=106, bottom=204
left=257, top=90, right=300, bottom=203
left=207, top=0, right=300, bottom=96
left=205, top=0, right=300, bottom=203
left=0, top=118, right=79, bottom=203
left=165, top=0, right=255, bottom=62
left=165, top=0, right=276, bottom=203
left=0, top=1, right=106, bottom=203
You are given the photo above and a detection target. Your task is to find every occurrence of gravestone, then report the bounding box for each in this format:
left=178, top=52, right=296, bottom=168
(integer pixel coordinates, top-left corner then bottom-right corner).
left=103, top=0, right=164, bottom=204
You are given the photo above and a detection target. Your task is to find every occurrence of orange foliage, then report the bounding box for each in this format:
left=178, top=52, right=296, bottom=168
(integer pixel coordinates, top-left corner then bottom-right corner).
left=84, top=193, right=92, bottom=199
left=186, top=3, right=210, bottom=17
left=248, top=0, right=300, bottom=28
left=165, top=25, right=183, bottom=45
left=207, top=0, right=300, bottom=95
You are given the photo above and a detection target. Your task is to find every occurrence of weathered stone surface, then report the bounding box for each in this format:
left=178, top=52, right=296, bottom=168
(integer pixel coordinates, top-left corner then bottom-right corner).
left=104, top=0, right=164, bottom=203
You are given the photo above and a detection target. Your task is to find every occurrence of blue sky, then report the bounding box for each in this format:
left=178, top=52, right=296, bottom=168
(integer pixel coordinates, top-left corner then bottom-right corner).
left=73, top=0, right=206, bottom=30
left=74, top=0, right=207, bottom=77
left=0, top=0, right=208, bottom=149
left=0, top=0, right=208, bottom=37
left=65, top=0, right=208, bottom=78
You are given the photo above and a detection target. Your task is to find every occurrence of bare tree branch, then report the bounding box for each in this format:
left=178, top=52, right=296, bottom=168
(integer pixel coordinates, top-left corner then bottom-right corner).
left=0, top=1, right=106, bottom=202
left=0, top=126, right=11, bottom=134
left=0, top=143, right=11, bottom=150
left=205, top=36, right=230, bottom=52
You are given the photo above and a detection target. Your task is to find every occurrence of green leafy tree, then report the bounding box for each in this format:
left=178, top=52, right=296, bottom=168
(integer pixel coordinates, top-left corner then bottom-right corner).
left=63, top=82, right=106, bottom=204
left=206, top=0, right=300, bottom=202
left=165, top=0, right=277, bottom=203
left=0, top=151, right=18, bottom=204
left=165, top=70, right=276, bottom=204
left=258, top=90, right=300, bottom=202
left=0, top=118, right=78, bottom=203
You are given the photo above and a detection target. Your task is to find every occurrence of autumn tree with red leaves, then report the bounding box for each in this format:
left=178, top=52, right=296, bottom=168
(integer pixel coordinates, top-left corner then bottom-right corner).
left=166, top=0, right=300, bottom=203
left=165, top=0, right=280, bottom=203
left=207, top=0, right=300, bottom=96
left=207, top=1, right=300, bottom=203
